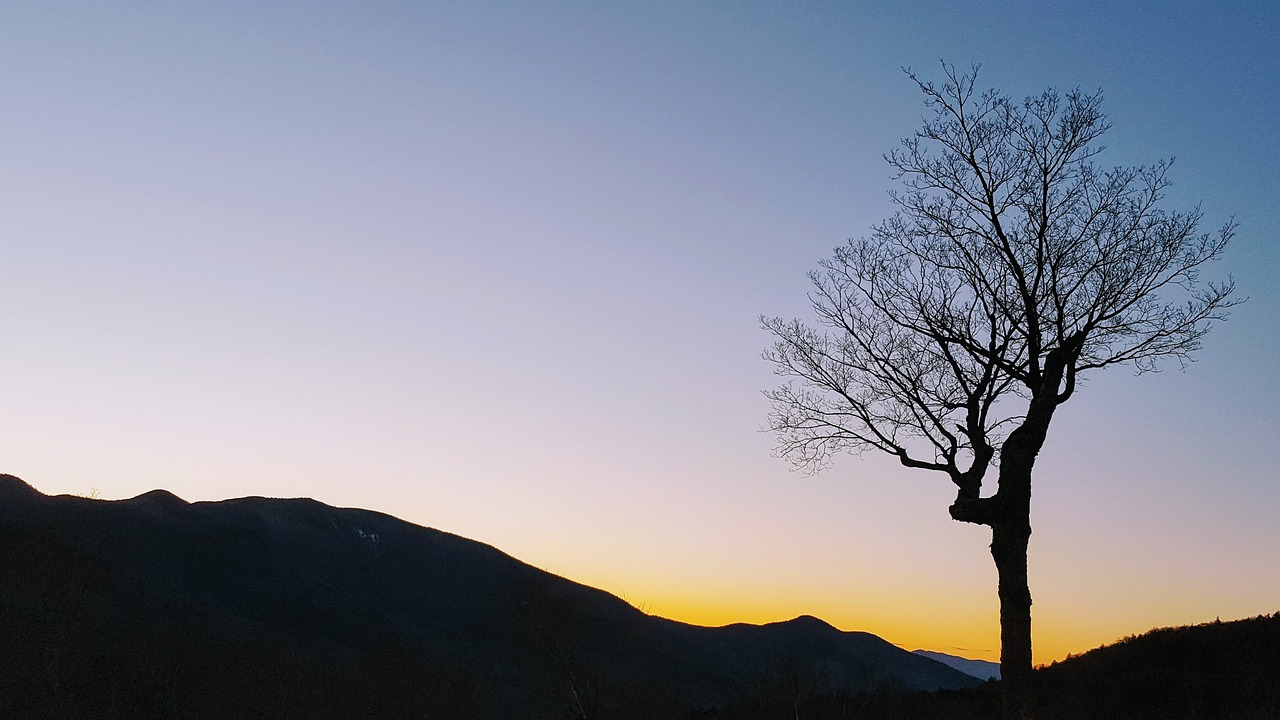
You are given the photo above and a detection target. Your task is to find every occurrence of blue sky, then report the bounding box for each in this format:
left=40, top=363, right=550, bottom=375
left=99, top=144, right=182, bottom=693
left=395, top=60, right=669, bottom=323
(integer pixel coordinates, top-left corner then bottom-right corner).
left=2, top=1, right=1276, bottom=661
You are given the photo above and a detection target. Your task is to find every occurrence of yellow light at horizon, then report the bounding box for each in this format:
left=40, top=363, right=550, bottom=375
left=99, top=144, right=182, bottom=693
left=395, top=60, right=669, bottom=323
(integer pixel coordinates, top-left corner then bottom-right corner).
left=563, top=564, right=1147, bottom=666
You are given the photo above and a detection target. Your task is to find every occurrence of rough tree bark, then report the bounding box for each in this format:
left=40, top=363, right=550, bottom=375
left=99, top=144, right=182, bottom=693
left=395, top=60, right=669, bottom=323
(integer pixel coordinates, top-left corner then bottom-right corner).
left=992, top=520, right=1033, bottom=718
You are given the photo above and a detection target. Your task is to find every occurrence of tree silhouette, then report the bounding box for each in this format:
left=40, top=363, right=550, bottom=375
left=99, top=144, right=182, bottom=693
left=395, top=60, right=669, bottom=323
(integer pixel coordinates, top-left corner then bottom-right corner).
left=762, top=63, right=1239, bottom=719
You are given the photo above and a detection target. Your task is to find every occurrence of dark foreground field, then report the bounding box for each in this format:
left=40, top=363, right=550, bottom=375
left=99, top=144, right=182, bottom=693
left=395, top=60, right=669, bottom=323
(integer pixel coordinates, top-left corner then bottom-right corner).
left=3, top=475, right=1277, bottom=719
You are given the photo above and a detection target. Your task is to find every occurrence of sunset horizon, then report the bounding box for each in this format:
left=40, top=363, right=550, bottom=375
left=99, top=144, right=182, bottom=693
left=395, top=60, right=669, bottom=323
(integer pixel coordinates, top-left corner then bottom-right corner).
left=2, top=3, right=1276, bottom=710
left=13, top=470, right=1271, bottom=667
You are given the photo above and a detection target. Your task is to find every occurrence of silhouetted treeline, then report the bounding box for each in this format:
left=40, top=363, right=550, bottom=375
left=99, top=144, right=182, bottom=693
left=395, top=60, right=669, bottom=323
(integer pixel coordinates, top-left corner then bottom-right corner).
left=1028, top=613, right=1280, bottom=719
left=4, top=474, right=1277, bottom=719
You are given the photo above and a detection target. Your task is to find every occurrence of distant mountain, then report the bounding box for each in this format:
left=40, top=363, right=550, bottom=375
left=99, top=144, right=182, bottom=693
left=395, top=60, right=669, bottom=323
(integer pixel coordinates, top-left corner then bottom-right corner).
left=0, top=474, right=977, bottom=719
left=912, top=650, right=1000, bottom=681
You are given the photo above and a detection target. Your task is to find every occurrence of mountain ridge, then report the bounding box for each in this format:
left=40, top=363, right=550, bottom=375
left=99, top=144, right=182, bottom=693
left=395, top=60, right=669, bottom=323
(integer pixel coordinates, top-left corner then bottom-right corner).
left=0, top=474, right=976, bottom=718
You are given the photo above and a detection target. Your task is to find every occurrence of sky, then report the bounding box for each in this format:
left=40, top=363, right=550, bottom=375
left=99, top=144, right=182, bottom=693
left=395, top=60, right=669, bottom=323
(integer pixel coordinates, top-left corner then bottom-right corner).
left=1, top=1, right=1276, bottom=665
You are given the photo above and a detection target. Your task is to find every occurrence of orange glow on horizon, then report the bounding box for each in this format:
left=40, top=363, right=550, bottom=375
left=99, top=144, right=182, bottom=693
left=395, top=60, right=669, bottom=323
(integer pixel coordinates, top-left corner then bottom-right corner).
left=566, top=570, right=1160, bottom=666
left=641, top=596, right=1173, bottom=666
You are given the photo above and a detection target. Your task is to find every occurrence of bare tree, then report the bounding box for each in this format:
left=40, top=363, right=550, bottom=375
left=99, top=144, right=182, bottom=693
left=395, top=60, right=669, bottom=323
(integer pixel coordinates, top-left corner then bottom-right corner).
left=762, top=63, right=1239, bottom=719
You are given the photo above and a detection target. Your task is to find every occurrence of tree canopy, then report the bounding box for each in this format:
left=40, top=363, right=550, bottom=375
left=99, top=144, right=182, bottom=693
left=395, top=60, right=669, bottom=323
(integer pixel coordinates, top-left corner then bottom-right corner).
left=764, top=64, right=1237, bottom=500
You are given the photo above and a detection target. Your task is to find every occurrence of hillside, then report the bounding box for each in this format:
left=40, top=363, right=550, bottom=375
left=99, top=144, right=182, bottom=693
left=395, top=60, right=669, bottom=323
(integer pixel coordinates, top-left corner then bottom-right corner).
left=1029, top=613, right=1280, bottom=719
left=0, top=474, right=976, bottom=719
left=695, top=615, right=1280, bottom=719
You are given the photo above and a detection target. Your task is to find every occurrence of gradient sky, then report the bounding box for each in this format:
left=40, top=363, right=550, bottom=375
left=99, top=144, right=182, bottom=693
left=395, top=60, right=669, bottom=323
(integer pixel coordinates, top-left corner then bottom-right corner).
left=2, top=1, right=1276, bottom=664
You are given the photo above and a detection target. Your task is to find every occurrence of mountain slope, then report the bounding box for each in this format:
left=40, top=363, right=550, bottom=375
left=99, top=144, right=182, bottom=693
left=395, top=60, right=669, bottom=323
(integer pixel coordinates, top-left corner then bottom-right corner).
left=0, top=474, right=976, bottom=719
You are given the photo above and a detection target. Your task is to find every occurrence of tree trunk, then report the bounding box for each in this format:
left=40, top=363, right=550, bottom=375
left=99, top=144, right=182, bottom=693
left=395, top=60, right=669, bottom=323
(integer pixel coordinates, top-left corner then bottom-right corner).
left=992, top=519, right=1033, bottom=720
left=990, top=405, right=1046, bottom=720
